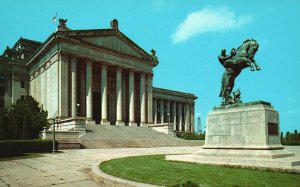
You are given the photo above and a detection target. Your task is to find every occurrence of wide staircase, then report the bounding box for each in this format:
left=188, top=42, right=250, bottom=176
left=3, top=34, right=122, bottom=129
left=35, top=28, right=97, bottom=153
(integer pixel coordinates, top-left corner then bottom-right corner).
left=80, top=124, right=204, bottom=148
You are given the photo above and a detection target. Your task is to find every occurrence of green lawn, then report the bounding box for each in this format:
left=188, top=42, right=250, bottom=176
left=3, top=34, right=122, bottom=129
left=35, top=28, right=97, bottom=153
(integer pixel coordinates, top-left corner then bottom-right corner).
left=100, top=155, right=300, bottom=187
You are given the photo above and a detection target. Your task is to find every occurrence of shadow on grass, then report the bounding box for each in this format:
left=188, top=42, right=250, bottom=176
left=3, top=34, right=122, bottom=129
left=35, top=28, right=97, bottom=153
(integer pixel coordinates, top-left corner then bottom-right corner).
left=172, top=181, right=199, bottom=187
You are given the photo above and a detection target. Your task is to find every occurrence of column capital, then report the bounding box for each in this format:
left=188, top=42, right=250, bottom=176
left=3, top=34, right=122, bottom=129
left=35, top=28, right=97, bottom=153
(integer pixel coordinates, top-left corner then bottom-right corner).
left=58, top=50, right=69, bottom=60
left=116, top=66, right=122, bottom=73
left=101, top=62, right=108, bottom=67
left=86, top=60, right=92, bottom=66
left=69, top=54, right=78, bottom=61
left=146, top=73, right=154, bottom=79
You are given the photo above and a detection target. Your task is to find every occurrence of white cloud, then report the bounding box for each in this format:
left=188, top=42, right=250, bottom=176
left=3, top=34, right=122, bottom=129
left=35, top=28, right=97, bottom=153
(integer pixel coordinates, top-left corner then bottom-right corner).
left=171, top=6, right=253, bottom=44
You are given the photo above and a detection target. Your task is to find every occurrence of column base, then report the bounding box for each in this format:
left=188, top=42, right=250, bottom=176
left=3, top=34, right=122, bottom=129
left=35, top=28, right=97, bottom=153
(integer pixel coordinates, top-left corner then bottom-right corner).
left=116, top=121, right=125, bottom=126
left=128, top=122, right=137, bottom=126
left=140, top=122, right=148, bottom=127
left=86, top=119, right=96, bottom=125
left=101, top=120, right=110, bottom=125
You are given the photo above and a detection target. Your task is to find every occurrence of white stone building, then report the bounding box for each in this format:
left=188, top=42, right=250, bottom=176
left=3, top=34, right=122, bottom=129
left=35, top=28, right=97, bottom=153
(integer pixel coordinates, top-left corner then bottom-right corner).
left=1, top=19, right=197, bottom=132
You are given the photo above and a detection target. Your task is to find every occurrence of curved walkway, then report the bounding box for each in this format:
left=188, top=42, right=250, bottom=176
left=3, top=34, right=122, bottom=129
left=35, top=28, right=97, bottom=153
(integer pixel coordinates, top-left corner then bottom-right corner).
left=0, top=146, right=201, bottom=187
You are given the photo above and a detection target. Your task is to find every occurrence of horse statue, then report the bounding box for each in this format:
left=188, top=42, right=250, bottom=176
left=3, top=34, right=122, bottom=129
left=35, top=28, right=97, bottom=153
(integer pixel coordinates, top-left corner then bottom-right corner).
left=218, top=39, right=260, bottom=106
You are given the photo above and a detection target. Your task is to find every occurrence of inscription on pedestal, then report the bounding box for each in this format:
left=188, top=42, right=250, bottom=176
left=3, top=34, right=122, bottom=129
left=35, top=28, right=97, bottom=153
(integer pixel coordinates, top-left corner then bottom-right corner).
left=268, top=123, right=278, bottom=136
left=205, top=102, right=283, bottom=149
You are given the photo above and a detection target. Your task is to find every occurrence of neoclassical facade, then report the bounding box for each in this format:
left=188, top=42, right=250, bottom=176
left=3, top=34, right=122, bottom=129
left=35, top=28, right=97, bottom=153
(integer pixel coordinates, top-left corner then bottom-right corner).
left=2, top=19, right=197, bottom=132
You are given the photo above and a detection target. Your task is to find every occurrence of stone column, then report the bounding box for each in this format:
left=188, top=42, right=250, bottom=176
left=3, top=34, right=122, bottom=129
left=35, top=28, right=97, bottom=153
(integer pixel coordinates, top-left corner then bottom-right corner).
left=160, top=99, right=164, bottom=124
left=178, top=102, right=182, bottom=131
left=58, top=53, right=68, bottom=117
left=40, top=66, right=45, bottom=108
left=122, top=73, right=127, bottom=122
left=86, top=61, right=93, bottom=119
left=43, top=66, right=47, bottom=110
left=166, top=100, right=170, bottom=123
left=101, top=64, right=109, bottom=124
left=140, top=73, right=146, bottom=125
left=172, top=101, right=177, bottom=130
left=116, top=67, right=124, bottom=125
left=191, top=103, right=195, bottom=132
left=128, top=70, right=135, bottom=126
left=147, top=74, right=153, bottom=124
left=71, top=56, right=77, bottom=117
left=185, top=103, right=190, bottom=132
left=153, top=98, right=157, bottom=124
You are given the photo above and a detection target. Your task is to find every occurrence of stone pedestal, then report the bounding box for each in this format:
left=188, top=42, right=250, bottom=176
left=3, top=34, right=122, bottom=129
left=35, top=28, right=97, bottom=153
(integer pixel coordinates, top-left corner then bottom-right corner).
left=204, top=101, right=282, bottom=150
left=166, top=101, right=299, bottom=171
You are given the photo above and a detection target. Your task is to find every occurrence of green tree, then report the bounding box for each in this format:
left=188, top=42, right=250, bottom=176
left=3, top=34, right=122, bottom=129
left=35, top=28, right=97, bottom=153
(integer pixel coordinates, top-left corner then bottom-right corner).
left=285, top=131, right=291, bottom=141
left=0, top=108, right=9, bottom=140
left=294, top=130, right=299, bottom=141
left=280, top=132, right=284, bottom=142
left=5, top=96, right=49, bottom=140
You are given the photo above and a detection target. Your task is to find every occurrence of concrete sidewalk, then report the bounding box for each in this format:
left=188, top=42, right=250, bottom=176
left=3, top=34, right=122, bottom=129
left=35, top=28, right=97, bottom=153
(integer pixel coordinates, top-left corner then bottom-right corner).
left=0, top=146, right=201, bottom=187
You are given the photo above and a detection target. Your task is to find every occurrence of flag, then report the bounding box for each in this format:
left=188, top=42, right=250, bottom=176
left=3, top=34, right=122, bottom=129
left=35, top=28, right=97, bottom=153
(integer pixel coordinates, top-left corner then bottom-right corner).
left=52, top=13, right=57, bottom=23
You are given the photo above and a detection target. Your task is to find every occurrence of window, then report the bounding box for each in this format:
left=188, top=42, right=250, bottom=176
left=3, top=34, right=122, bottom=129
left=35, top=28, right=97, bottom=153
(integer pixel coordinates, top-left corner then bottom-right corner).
left=21, top=95, right=25, bottom=101
left=0, top=99, right=4, bottom=108
left=21, top=81, right=25, bottom=88
left=0, top=75, right=5, bottom=83
left=0, top=86, right=5, bottom=96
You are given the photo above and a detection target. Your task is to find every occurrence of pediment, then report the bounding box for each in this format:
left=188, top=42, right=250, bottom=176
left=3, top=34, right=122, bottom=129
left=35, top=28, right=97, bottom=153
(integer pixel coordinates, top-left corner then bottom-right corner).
left=74, top=33, right=149, bottom=59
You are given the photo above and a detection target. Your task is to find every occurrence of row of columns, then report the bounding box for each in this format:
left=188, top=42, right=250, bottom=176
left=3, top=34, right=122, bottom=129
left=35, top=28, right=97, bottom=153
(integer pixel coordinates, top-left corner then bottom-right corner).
left=153, top=98, right=194, bottom=132
left=69, top=55, right=153, bottom=126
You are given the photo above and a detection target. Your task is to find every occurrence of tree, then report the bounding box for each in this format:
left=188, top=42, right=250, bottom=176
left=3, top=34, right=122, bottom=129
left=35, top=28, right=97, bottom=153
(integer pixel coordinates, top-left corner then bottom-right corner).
left=2, top=96, right=49, bottom=140
left=0, top=108, right=9, bottom=140
left=285, top=131, right=291, bottom=141
left=294, top=130, right=299, bottom=141
left=280, top=132, right=284, bottom=142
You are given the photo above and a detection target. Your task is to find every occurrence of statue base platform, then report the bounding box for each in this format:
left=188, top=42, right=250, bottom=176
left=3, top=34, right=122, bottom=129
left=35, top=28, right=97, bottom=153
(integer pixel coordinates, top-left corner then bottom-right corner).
left=166, top=101, right=300, bottom=172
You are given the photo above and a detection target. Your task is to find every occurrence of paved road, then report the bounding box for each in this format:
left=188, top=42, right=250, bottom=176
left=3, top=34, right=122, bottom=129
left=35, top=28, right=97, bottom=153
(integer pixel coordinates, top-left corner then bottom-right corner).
left=0, top=146, right=201, bottom=187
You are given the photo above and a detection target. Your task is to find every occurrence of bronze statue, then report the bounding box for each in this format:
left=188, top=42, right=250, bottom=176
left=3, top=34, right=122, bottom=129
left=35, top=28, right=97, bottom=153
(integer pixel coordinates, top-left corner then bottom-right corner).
left=59, top=18, right=67, bottom=27
left=218, top=39, right=260, bottom=106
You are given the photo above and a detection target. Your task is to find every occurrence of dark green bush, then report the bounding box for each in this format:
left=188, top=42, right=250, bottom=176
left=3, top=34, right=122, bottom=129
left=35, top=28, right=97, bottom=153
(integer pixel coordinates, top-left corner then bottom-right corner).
left=0, top=140, right=58, bottom=156
left=281, top=141, right=300, bottom=146
left=175, top=132, right=205, bottom=140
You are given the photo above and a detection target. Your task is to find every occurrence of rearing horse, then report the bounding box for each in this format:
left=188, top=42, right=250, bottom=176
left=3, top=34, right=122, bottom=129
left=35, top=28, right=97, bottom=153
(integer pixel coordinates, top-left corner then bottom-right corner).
left=219, top=39, right=260, bottom=106
left=234, top=39, right=260, bottom=71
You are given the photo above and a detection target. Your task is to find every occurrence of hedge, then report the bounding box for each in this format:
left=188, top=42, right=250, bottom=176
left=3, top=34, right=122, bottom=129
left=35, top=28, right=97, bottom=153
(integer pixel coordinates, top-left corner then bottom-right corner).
left=281, top=141, right=300, bottom=146
left=0, top=140, right=59, bottom=156
left=175, top=132, right=205, bottom=140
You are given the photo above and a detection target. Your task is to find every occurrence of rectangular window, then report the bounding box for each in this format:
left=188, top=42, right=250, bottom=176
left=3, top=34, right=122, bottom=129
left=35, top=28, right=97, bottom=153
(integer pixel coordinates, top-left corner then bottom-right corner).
left=0, top=99, right=4, bottom=108
left=21, top=81, right=25, bottom=88
left=0, top=75, right=5, bottom=83
left=268, top=123, right=278, bottom=136
left=0, top=86, right=5, bottom=96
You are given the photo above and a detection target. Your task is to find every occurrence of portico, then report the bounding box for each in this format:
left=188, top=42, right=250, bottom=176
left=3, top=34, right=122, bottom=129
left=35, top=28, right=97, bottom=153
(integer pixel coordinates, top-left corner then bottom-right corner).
left=26, top=19, right=197, bottom=132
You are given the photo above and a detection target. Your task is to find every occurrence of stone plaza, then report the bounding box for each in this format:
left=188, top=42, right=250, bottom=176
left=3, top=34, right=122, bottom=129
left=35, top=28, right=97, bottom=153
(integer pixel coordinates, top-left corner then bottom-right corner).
left=0, top=146, right=299, bottom=187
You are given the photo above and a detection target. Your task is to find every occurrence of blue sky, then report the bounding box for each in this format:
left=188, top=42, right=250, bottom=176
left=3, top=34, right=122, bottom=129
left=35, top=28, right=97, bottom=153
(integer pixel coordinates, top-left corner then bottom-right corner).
left=1, top=0, right=299, bottom=133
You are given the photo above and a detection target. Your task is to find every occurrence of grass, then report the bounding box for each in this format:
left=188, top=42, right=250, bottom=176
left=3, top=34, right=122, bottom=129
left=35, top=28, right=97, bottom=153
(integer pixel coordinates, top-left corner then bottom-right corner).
left=100, top=155, right=300, bottom=187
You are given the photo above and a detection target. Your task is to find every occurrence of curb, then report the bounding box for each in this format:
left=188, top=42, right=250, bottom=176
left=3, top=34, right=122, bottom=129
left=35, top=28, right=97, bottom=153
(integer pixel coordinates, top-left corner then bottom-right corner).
left=91, top=162, right=161, bottom=187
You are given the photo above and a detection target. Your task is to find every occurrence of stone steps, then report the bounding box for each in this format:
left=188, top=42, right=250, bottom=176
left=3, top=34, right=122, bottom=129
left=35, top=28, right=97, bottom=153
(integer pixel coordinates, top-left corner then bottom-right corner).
left=80, top=124, right=204, bottom=148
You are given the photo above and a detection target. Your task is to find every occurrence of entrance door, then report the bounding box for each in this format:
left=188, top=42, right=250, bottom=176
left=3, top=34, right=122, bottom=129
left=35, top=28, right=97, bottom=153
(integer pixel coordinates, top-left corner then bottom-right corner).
left=93, top=92, right=101, bottom=124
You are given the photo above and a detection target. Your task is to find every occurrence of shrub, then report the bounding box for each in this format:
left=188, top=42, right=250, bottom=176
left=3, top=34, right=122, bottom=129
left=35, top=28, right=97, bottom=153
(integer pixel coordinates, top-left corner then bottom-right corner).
left=281, top=141, right=300, bottom=146
left=0, top=140, right=58, bottom=156
left=0, top=96, right=49, bottom=140
left=175, top=132, right=205, bottom=140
